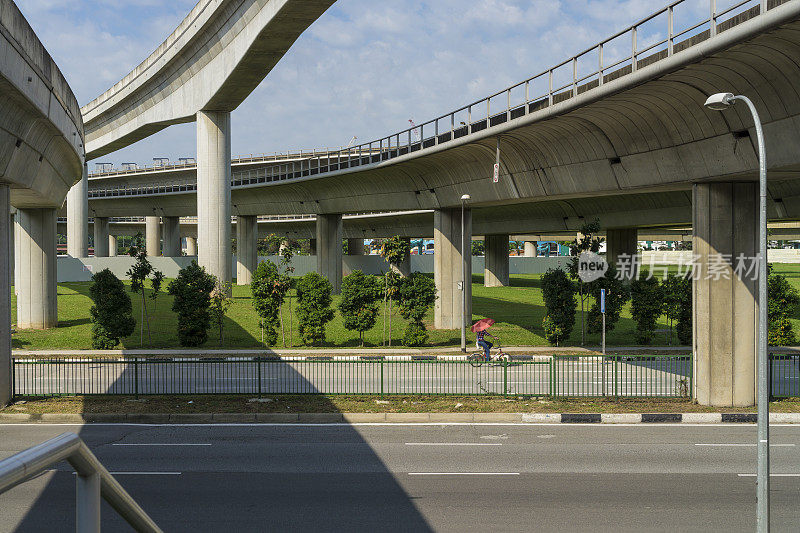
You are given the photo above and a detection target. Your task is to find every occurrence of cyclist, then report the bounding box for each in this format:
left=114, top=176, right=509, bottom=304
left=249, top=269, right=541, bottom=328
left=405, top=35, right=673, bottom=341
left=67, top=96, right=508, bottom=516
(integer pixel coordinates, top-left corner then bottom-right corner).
left=476, top=328, right=497, bottom=361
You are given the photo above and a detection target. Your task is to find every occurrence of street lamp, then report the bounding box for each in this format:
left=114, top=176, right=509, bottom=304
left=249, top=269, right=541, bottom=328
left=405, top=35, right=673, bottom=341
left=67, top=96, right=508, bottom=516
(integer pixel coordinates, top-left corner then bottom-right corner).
left=704, top=92, right=769, bottom=532
left=460, top=194, right=471, bottom=352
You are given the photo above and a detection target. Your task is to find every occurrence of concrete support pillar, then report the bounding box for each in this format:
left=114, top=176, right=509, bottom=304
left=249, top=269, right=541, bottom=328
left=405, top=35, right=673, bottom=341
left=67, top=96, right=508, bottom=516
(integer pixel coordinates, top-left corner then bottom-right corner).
left=606, top=228, right=638, bottom=279
left=392, top=237, right=412, bottom=277
left=16, top=208, right=57, bottom=329
left=317, top=214, right=343, bottom=294
left=186, top=236, right=197, bottom=256
left=1, top=185, right=11, bottom=406
left=66, top=163, right=88, bottom=257
left=693, top=182, right=757, bottom=407
left=484, top=234, right=510, bottom=287
left=309, top=238, right=317, bottom=256
left=93, top=217, right=109, bottom=257
left=197, top=110, right=232, bottom=285
left=145, top=216, right=161, bottom=257
left=434, top=208, right=472, bottom=329
left=236, top=215, right=257, bottom=286
left=162, top=216, right=181, bottom=257
left=108, top=235, right=118, bottom=257
left=13, top=210, right=19, bottom=295
left=347, top=238, right=365, bottom=255
left=523, top=241, right=538, bottom=257
left=9, top=210, right=15, bottom=295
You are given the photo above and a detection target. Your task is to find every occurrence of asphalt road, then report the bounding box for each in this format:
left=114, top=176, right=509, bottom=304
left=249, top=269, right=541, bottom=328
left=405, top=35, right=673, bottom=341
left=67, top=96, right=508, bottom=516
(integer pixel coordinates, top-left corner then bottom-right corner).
left=1, top=423, right=799, bottom=532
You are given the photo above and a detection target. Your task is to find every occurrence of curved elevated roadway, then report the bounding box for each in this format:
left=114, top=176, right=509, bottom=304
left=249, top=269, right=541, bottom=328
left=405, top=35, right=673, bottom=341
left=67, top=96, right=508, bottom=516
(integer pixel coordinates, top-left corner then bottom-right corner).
left=1, top=0, right=85, bottom=405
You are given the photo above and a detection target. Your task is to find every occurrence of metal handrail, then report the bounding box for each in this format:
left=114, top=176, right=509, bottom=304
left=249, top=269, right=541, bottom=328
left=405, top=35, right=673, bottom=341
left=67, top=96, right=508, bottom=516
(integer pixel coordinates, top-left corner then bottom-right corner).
left=87, top=0, right=775, bottom=198
left=0, top=432, right=162, bottom=533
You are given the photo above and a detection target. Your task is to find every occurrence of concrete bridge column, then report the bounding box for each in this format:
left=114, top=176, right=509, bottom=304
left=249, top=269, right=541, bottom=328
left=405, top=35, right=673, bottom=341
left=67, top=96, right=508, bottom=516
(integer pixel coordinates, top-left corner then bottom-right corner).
left=66, top=163, right=88, bottom=257
left=1, top=185, right=11, bottom=406
left=237, top=215, right=257, bottom=286
left=317, top=214, right=343, bottom=294
left=693, top=182, right=757, bottom=407
left=109, top=235, right=118, bottom=257
left=309, top=238, right=317, bottom=256
left=16, top=208, right=57, bottom=329
left=162, top=217, right=181, bottom=257
left=9, top=210, right=16, bottom=295
left=434, top=208, right=471, bottom=329
left=347, top=238, right=365, bottom=255
left=145, top=216, right=161, bottom=257
left=523, top=241, right=538, bottom=257
left=186, top=236, right=197, bottom=256
left=485, top=234, right=509, bottom=287
left=93, top=217, right=109, bottom=257
left=392, top=237, right=412, bottom=277
left=606, top=228, right=638, bottom=279
left=197, top=110, right=232, bottom=285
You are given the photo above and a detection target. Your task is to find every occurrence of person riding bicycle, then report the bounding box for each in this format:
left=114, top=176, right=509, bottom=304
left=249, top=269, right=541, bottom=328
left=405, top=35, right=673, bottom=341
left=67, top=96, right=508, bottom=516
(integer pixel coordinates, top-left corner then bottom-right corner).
left=476, top=328, right=497, bottom=361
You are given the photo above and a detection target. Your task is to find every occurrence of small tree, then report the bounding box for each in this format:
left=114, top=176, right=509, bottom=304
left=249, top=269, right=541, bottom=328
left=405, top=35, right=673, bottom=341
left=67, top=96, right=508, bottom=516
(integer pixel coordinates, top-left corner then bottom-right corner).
left=586, top=265, right=630, bottom=336
left=126, top=251, right=153, bottom=346
left=380, top=236, right=410, bottom=346
left=675, top=276, right=693, bottom=345
left=630, top=275, right=665, bottom=345
left=395, top=273, right=437, bottom=346
left=768, top=270, right=800, bottom=346
left=568, top=220, right=603, bottom=344
left=278, top=243, right=296, bottom=347
left=296, top=272, right=335, bottom=346
left=89, top=269, right=136, bottom=349
left=167, top=262, right=215, bottom=347
left=541, top=268, right=577, bottom=345
left=209, top=279, right=233, bottom=346
left=251, top=261, right=287, bottom=347
left=339, top=270, right=383, bottom=346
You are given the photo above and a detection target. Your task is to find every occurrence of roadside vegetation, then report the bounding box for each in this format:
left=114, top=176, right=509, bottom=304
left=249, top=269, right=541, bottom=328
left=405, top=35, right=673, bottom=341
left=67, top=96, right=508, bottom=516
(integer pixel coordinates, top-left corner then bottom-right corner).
left=11, top=265, right=800, bottom=351
left=3, top=395, right=799, bottom=415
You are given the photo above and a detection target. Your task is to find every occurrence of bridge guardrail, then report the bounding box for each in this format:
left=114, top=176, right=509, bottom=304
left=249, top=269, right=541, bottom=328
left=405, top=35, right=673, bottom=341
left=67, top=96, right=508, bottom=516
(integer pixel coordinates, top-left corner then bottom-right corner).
left=0, top=433, right=162, bottom=532
left=86, top=0, right=781, bottom=200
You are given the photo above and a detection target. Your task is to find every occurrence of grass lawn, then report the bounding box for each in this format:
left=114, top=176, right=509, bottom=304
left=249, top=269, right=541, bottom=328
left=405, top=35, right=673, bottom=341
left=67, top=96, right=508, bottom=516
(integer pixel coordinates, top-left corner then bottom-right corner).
left=3, top=395, right=799, bottom=414
left=11, top=265, right=800, bottom=350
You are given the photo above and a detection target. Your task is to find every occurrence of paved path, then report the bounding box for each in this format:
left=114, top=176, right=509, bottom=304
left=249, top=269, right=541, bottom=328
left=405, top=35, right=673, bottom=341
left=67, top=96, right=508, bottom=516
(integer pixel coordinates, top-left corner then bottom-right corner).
left=12, top=358, right=705, bottom=397
left=1, top=423, right=799, bottom=532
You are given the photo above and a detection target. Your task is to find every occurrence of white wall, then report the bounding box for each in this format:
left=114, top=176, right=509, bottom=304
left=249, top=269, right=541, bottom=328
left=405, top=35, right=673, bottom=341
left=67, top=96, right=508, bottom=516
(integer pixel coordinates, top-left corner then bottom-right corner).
left=56, top=255, right=574, bottom=282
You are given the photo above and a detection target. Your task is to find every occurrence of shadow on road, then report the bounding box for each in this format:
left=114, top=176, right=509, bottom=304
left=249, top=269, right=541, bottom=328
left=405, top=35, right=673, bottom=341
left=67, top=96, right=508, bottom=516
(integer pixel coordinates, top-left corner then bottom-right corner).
left=10, top=360, right=435, bottom=532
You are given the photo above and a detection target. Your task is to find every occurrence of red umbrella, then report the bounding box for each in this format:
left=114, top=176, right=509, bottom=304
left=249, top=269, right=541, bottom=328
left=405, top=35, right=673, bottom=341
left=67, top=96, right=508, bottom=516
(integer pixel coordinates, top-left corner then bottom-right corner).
left=471, top=318, right=495, bottom=333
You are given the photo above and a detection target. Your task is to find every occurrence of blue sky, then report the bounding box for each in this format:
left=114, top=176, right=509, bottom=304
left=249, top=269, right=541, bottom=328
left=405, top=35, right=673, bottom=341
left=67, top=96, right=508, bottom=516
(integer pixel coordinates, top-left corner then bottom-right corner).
left=16, top=0, right=732, bottom=169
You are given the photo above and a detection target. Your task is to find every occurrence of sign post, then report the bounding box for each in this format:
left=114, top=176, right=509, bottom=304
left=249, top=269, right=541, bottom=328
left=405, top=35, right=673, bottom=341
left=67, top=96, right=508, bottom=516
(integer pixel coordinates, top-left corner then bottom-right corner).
left=600, top=289, right=606, bottom=356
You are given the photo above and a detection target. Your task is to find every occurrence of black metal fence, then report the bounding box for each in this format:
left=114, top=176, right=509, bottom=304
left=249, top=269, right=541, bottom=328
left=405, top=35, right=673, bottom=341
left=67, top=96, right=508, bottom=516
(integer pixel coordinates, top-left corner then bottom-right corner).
left=9, top=354, right=716, bottom=399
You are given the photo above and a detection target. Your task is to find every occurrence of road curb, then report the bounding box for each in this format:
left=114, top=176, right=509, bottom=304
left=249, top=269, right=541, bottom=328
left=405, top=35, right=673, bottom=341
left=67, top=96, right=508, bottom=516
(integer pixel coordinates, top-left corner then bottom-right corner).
left=1, top=412, right=798, bottom=424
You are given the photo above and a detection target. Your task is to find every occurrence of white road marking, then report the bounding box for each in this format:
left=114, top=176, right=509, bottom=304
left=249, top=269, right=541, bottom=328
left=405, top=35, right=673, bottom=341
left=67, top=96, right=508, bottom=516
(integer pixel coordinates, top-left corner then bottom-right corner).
left=408, top=472, right=519, bottom=476
left=70, top=471, right=181, bottom=475
left=737, top=473, right=800, bottom=477
left=405, top=443, right=501, bottom=446
left=695, top=443, right=795, bottom=447
left=112, top=443, right=211, bottom=446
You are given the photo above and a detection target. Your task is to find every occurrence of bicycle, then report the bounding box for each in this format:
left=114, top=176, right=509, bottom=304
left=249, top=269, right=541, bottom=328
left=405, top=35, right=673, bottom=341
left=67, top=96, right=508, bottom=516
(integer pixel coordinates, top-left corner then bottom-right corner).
left=467, top=339, right=510, bottom=367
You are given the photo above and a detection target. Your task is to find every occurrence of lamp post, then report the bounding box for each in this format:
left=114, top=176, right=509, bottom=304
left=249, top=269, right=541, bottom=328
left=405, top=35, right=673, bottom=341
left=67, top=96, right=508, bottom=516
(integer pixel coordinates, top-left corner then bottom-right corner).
left=704, top=92, right=769, bottom=532
left=460, top=194, right=471, bottom=352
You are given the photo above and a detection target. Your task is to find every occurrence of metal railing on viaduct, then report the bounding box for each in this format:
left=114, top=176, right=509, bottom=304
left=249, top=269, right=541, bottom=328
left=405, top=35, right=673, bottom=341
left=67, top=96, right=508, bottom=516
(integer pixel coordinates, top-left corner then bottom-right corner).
left=86, top=0, right=784, bottom=201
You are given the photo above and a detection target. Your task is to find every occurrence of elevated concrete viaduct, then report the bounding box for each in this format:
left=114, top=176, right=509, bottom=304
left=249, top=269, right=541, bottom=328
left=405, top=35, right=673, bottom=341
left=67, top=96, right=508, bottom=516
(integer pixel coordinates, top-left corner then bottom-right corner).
left=1, top=1, right=84, bottom=405
left=49, top=0, right=800, bottom=406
